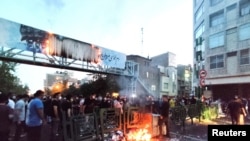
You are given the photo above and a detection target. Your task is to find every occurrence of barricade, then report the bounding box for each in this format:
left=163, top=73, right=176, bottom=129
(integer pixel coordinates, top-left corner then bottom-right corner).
left=124, top=107, right=160, bottom=137
left=171, top=105, right=187, bottom=129
left=61, top=106, right=164, bottom=140
left=61, top=113, right=99, bottom=141
left=187, top=102, right=203, bottom=124
left=99, top=108, right=122, bottom=140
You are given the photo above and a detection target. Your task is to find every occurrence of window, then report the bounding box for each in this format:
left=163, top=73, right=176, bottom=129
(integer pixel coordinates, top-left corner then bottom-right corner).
left=227, top=3, right=237, bottom=11
left=210, top=10, right=224, bottom=27
left=239, top=23, right=250, bottom=41
left=163, top=83, right=168, bottom=89
left=210, top=0, right=223, bottom=6
left=240, top=1, right=250, bottom=16
left=210, top=54, right=224, bottom=69
left=227, top=51, right=237, bottom=57
left=240, top=49, right=250, bottom=65
left=151, top=85, right=156, bottom=91
left=209, top=32, right=224, bottom=48
left=195, top=3, right=204, bottom=23
left=195, top=21, right=205, bottom=39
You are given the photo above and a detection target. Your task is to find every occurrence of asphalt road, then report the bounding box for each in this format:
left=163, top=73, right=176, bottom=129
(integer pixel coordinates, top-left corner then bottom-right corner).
left=9, top=116, right=250, bottom=141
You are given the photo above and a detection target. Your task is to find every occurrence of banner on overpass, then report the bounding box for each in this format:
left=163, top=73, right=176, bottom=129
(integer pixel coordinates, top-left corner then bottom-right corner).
left=0, top=17, right=126, bottom=69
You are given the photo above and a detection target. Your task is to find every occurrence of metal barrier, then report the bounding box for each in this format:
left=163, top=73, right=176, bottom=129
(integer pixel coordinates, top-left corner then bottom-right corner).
left=62, top=106, right=207, bottom=140
left=187, top=103, right=202, bottom=124
left=171, top=105, right=187, bottom=129
left=99, top=108, right=122, bottom=139
left=62, top=113, right=99, bottom=141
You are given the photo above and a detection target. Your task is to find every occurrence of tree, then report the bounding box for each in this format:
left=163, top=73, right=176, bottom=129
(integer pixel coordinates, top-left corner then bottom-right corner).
left=0, top=61, right=29, bottom=94
left=78, top=74, right=121, bottom=98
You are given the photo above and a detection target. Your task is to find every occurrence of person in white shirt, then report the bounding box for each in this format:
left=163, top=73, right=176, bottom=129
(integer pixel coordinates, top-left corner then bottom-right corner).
left=14, top=94, right=29, bottom=141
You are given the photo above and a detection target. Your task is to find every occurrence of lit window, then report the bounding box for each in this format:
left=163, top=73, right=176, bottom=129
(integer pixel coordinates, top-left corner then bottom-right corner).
left=240, top=49, right=250, bottom=65
left=210, top=54, right=224, bottom=69
left=151, top=85, right=156, bottom=91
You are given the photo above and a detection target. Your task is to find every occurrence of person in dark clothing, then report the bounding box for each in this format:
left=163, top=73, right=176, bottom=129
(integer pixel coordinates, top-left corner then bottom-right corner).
left=189, top=95, right=197, bottom=104
left=50, top=92, right=62, bottom=140
left=61, top=94, right=72, bottom=139
left=158, top=95, right=170, bottom=138
left=61, top=94, right=72, bottom=120
left=227, top=95, right=247, bottom=125
left=0, top=93, right=14, bottom=141
left=82, top=94, right=96, bottom=114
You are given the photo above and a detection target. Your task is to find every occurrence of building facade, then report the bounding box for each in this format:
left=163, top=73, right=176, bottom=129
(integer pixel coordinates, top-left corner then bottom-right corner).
left=177, top=64, right=193, bottom=97
left=193, top=0, right=250, bottom=100
left=127, top=52, right=178, bottom=99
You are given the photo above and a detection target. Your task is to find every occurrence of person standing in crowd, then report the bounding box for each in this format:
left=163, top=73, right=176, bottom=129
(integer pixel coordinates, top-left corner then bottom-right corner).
left=158, top=95, right=170, bottom=139
left=227, top=95, right=247, bottom=125
left=61, top=94, right=73, bottom=139
left=0, top=93, right=14, bottom=141
left=26, top=90, right=45, bottom=141
left=50, top=92, right=62, bottom=141
left=189, top=95, right=197, bottom=104
left=82, top=93, right=97, bottom=114
left=7, top=92, right=15, bottom=109
left=113, top=96, right=123, bottom=114
left=61, top=94, right=72, bottom=120
left=14, top=94, right=29, bottom=141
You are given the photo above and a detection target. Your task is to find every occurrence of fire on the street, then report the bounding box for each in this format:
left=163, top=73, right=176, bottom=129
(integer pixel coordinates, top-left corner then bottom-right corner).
left=126, top=125, right=152, bottom=141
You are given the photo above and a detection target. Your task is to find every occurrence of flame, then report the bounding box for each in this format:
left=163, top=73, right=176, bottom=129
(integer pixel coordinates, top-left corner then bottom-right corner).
left=127, top=126, right=152, bottom=141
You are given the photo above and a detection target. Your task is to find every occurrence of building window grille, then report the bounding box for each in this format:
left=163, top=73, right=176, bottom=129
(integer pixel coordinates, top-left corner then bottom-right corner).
left=210, top=54, right=224, bottom=69
left=240, top=49, right=250, bottom=65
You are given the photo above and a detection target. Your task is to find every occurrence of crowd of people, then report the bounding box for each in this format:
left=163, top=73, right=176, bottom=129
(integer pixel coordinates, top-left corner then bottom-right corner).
left=2, top=89, right=248, bottom=141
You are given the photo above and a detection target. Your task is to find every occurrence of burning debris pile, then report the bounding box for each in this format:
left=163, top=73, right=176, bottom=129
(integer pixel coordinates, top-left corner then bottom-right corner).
left=103, top=130, right=126, bottom=141
left=126, top=127, right=152, bottom=141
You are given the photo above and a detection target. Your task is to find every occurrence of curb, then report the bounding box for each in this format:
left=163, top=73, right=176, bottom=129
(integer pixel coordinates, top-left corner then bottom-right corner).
left=170, top=132, right=207, bottom=141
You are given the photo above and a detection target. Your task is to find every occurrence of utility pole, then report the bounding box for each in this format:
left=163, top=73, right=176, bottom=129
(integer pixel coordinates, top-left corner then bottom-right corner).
left=141, top=27, right=144, bottom=57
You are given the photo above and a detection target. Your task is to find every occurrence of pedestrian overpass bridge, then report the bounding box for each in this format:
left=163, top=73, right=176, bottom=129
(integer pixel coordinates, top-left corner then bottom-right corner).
left=0, top=17, right=138, bottom=95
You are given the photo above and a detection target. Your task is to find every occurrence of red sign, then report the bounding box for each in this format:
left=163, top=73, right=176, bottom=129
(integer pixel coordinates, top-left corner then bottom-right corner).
left=200, top=78, right=205, bottom=87
left=199, top=69, right=207, bottom=78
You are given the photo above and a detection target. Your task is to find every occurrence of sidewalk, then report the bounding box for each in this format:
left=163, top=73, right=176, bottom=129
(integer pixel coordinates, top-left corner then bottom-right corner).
left=168, top=116, right=250, bottom=141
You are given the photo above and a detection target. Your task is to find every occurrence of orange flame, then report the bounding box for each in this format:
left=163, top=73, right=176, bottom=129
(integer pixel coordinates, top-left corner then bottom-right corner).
left=127, top=126, right=152, bottom=141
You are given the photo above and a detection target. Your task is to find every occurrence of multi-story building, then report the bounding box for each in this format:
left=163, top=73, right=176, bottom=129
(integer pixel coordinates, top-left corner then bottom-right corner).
left=193, top=0, right=250, bottom=100
left=177, top=64, right=193, bottom=97
left=127, top=52, right=178, bottom=99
